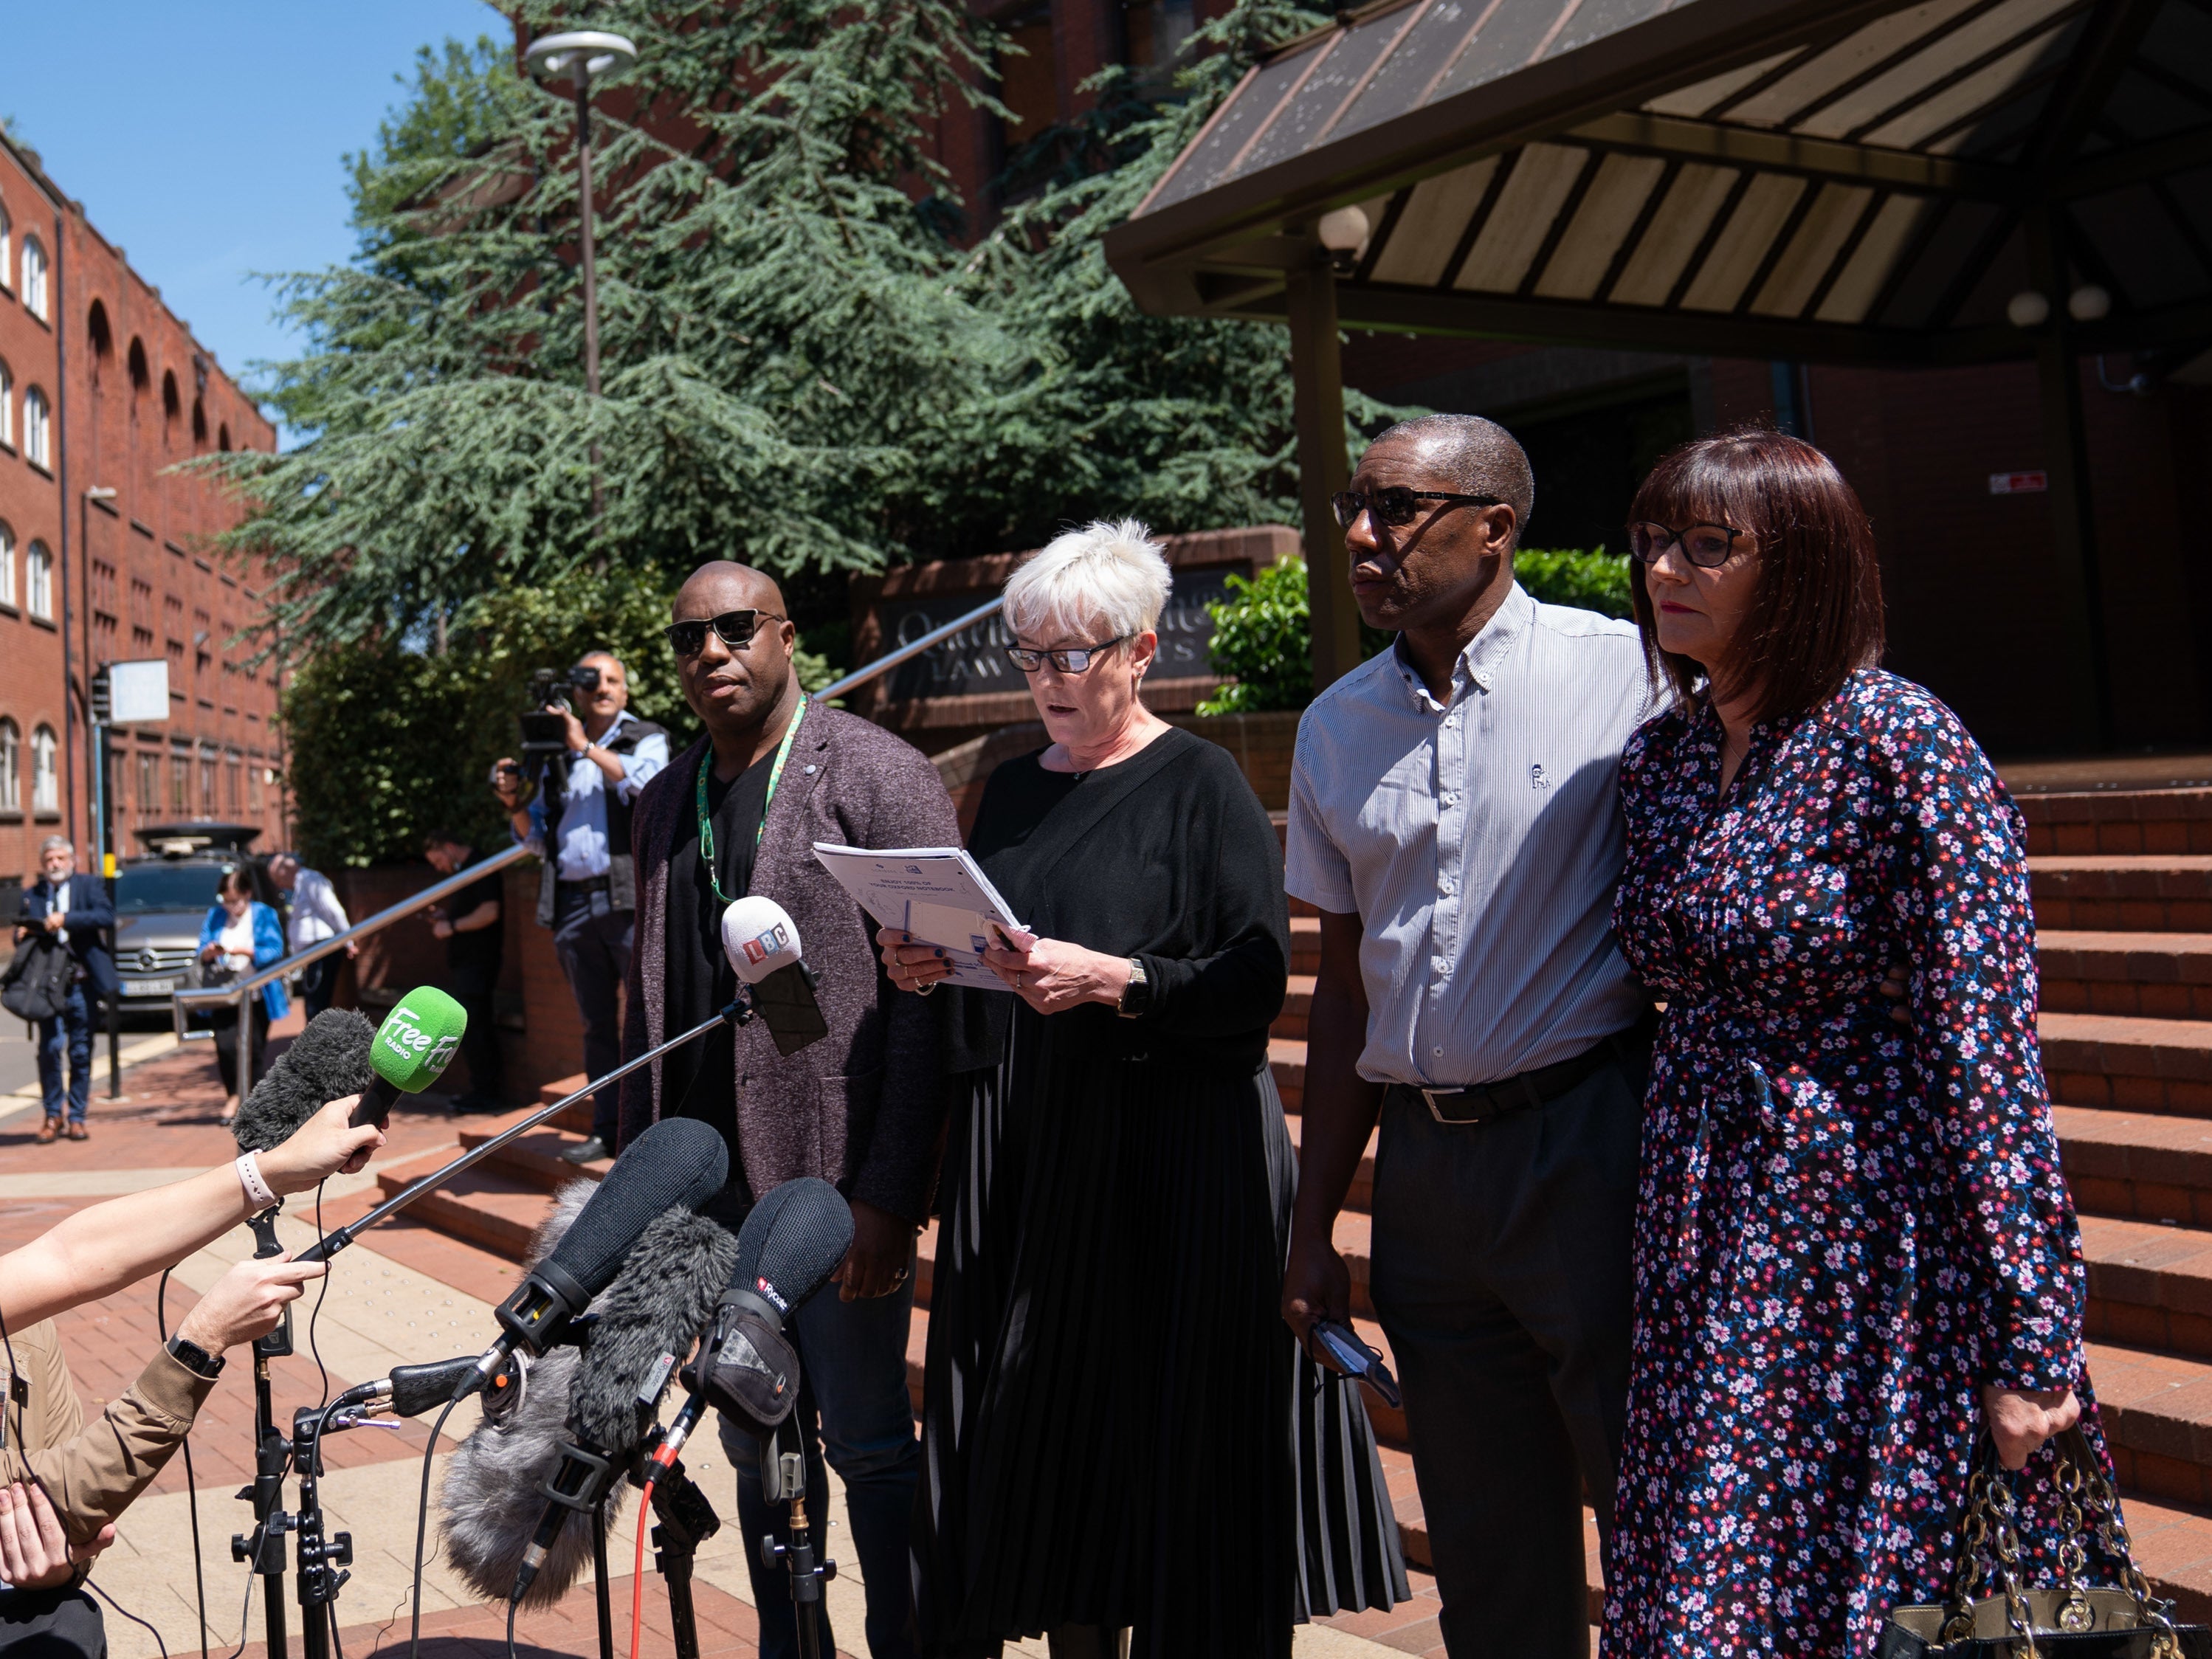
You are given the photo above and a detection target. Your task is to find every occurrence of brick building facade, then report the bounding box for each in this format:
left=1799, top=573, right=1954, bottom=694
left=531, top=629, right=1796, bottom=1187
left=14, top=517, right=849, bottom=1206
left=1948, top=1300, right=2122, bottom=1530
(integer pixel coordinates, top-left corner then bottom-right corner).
left=937, top=0, right=2212, bottom=759
left=0, top=131, right=282, bottom=887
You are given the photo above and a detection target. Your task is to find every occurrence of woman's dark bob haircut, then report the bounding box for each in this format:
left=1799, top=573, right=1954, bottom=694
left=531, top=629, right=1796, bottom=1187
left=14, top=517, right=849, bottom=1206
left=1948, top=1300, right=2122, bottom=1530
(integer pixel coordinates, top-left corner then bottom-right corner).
left=1627, top=427, right=1886, bottom=726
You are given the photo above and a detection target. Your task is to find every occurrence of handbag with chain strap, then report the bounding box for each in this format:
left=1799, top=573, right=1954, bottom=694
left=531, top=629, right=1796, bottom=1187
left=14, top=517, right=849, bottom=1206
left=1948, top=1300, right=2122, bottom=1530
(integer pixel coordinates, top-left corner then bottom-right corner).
left=1881, top=1428, right=2211, bottom=1657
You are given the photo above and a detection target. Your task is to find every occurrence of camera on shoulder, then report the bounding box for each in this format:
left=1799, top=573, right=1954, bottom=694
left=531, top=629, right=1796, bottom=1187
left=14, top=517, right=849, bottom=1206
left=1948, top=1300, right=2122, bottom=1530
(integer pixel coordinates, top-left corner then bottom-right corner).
left=518, top=665, right=602, bottom=758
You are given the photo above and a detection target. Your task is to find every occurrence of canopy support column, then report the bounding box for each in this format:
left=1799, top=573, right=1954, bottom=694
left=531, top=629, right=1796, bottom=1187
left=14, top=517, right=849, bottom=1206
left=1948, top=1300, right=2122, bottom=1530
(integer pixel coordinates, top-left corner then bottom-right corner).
left=2026, top=207, right=2115, bottom=750
left=1286, top=260, right=1362, bottom=691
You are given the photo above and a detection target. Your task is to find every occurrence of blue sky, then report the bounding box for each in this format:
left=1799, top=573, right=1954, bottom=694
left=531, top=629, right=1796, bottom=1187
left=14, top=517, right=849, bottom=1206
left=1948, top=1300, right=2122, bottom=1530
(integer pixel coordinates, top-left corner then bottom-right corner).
left=5, top=0, right=503, bottom=424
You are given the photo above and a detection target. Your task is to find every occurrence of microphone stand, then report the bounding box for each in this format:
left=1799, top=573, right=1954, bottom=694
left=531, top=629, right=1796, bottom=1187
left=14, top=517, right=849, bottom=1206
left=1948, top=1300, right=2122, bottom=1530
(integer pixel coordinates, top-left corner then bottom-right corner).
left=230, top=1000, right=748, bottom=1652
left=303, top=996, right=756, bottom=1263
left=232, top=1210, right=296, bottom=1658
left=648, top=1460, right=720, bottom=1659
left=758, top=1417, right=835, bottom=1659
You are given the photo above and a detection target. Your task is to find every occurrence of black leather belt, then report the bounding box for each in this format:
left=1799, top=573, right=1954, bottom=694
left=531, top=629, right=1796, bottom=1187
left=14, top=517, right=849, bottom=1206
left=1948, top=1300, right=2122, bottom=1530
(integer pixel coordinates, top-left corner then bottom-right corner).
left=559, top=875, right=612, bottom=895
left=1388, top=1016, right=1654, bottom=1126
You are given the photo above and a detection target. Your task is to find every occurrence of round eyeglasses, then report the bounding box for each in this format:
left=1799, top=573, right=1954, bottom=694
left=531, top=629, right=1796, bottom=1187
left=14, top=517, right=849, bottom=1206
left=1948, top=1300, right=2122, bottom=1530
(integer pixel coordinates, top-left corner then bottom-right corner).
left=1626, top=521, right=1748, bottom=570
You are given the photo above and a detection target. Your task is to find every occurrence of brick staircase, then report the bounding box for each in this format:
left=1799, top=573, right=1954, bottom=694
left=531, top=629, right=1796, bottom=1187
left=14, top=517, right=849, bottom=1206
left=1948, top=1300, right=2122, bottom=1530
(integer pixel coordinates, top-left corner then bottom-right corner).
left=371, top=785, right=2212, bottom=1619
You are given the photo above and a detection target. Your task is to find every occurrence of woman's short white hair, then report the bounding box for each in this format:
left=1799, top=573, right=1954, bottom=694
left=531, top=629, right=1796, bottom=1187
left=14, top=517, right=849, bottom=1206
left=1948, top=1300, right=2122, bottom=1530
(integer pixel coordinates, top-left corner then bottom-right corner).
left=1003, top=519, right=1172, bottom=644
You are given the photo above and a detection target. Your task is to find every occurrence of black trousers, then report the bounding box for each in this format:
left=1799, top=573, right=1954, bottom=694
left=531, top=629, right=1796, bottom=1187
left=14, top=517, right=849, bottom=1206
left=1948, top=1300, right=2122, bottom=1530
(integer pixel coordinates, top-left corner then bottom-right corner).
left=447, top=963, right=503, bottom=1100
left=0, top=1584, right=106, bottom=1658
left=211, top=1001, right=269, bottom=1098
left=299, top=953, right=341, bottom=1021
left=1368, top=1044, right=1647, bottom=1659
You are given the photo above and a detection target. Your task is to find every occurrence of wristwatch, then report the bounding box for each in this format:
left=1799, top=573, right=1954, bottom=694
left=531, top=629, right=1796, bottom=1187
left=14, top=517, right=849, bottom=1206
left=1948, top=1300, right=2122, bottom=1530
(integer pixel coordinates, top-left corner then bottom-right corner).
left=1116, top=956, right=1151, bottom=1019
left=165, top=1334, right=226, bottom=1379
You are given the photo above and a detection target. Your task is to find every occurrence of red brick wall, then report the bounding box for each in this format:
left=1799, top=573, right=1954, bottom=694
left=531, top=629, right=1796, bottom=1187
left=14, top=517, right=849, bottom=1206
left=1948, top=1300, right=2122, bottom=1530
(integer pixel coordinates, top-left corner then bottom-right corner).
left=0, top=132, right=283, bottom=891
left=0, top=143, right=74, bottom=889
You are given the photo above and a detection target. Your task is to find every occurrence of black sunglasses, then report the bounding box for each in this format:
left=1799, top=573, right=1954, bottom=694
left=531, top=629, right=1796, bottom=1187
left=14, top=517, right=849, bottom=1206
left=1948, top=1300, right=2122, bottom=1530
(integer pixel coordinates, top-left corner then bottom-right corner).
left=664, top=609, right=786, bottom=657
left=1626, top=522, right=1749, bottom=570
left=1331, top=488, right=1506, bottom=530
left=1005, top=636, right=1130, bottom=675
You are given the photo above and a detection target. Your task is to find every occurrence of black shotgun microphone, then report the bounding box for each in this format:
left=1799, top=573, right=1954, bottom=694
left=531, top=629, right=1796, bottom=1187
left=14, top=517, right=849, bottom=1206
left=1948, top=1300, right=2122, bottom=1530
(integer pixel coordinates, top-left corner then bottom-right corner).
left=700, top=1176, right=852, bottom=1435
left=452, top=1117, right=730, bottom=1401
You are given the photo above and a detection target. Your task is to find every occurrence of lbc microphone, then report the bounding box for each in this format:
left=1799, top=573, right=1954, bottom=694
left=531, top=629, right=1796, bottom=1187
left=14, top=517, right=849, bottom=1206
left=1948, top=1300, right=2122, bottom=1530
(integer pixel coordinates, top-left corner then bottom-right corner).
left=354, top=986, right=469, bottom=1127
left=451, top=1116, right=731, bottom=1401
left=721, top=895, right=827, bottom=1056
left=701, top=1176, right=852, bottom=1435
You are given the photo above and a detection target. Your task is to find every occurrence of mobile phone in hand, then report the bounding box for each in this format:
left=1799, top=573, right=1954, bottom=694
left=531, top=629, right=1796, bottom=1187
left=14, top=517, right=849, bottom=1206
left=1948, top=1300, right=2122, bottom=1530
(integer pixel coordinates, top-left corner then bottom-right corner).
left=1311, top=1319, right=1403, bottom=1409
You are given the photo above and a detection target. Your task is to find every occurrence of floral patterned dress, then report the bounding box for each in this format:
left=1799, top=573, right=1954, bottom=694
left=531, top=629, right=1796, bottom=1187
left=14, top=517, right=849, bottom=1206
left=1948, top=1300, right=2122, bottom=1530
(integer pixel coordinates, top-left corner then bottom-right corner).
left=1602, top=669, right=2112, bottom=1657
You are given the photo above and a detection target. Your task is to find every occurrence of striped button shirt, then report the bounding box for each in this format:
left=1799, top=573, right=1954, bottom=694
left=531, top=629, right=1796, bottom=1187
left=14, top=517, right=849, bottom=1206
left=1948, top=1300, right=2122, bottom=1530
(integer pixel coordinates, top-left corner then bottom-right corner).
left=1285, top=581, right=1655, bottom=1089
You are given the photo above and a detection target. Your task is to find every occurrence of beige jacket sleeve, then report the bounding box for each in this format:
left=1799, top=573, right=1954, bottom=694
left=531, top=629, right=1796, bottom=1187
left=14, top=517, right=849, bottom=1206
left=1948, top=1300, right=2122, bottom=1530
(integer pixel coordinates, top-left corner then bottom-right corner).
left=1, top=1318, right=216, bottom=1546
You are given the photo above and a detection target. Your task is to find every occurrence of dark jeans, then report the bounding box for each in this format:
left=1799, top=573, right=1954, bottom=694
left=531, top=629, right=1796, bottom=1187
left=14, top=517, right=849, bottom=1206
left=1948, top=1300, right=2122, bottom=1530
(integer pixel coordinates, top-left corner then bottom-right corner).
left=447, top=964, right=503, bottom=1100
left=551, top=886, right=632, bottom=1142
left=211, top=1000, right=269, bottom=1100
left=1368, top=1046, right=1646, bottom=1659
left=718, top=1246, right=920, bottom=1659
left=36, top=981, right=92, bottom=1124
left=299, top=953, right=341, bottom=1021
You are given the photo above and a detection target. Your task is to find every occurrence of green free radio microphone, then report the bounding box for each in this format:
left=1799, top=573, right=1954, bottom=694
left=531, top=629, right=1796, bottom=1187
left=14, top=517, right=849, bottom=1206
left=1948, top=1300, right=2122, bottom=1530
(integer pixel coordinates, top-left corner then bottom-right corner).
left=350, top=986, right=470, bottom=1128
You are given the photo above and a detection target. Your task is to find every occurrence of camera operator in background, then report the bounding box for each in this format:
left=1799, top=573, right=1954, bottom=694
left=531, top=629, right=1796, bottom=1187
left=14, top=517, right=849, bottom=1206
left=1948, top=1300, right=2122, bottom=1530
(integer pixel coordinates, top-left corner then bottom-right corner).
left=0, top=1094, right=380, bottom=1659
left=491, top=651, right=666, bottom=1162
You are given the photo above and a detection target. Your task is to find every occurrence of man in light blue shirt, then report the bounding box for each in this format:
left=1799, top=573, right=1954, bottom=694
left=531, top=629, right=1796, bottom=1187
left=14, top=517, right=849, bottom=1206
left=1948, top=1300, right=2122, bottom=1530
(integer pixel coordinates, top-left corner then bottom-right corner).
left=1281, top=416, right=1656, bottom=1659
left=492, top=651, right=668, bottom=1155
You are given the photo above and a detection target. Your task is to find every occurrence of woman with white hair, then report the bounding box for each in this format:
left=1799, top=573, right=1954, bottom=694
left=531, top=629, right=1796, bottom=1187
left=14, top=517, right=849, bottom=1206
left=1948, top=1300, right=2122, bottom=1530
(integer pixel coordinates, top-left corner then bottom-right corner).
left=883, top=521, right=1405, bottom=1658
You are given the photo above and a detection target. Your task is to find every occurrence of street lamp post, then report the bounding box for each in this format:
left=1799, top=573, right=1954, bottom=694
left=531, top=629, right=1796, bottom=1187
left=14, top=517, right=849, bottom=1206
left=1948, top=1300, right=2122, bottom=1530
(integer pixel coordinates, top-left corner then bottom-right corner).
left=523, top=30, right=638, bottom=521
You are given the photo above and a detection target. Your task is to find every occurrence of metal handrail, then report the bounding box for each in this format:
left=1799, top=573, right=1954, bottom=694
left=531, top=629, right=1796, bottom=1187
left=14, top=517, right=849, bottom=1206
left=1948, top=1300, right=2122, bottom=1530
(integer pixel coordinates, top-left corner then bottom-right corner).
left=814, top=594, right=1005, bottom=704
left=167, top=595, right=1002, bottom=1099
left=171, top=840, right=534, bottom=1094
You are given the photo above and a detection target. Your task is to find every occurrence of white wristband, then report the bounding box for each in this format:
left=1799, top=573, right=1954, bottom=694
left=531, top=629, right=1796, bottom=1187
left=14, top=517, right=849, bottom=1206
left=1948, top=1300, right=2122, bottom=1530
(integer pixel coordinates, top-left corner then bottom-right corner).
left=235, top=1151, right=278, bottom=1212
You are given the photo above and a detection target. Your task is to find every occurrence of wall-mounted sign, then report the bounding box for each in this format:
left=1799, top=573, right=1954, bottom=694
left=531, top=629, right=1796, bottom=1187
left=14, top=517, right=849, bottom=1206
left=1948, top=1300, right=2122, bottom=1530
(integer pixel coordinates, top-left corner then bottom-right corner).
left=849, top=526, right=1299, bottom=735
left=1989, top=471, right=2049, bottom=494
left=108, top=658, right=171, bottom=724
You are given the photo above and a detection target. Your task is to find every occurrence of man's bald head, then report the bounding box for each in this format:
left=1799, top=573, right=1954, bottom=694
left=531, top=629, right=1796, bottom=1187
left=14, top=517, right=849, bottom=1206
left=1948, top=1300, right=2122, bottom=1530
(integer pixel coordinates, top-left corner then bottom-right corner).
left=675, top=560, right=787, bottom=618
left=1365, top=415, right=1535, bottom=548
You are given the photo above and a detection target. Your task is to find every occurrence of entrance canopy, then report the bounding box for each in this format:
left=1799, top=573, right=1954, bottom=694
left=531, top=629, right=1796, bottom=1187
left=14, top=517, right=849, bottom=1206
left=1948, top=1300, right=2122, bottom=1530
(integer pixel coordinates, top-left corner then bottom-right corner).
left=1104, top=0, right=2212, bottom=364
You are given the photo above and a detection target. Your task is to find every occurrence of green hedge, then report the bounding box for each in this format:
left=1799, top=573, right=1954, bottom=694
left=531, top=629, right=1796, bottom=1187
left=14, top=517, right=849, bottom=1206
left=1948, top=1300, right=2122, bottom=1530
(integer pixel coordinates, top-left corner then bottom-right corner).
left=1197, top=548, right=1632, bottom=717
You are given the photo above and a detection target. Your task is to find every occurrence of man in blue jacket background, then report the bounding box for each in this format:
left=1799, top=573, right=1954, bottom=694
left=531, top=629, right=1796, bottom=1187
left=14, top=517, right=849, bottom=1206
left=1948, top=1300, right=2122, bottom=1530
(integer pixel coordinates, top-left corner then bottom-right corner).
left=17, top=838, right=116, bottom=1142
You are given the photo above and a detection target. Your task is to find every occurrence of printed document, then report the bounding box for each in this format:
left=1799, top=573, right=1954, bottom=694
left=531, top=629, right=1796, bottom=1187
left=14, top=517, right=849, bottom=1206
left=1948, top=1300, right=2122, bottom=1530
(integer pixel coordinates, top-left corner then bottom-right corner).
left=811, top=844, right=1033, bottom=992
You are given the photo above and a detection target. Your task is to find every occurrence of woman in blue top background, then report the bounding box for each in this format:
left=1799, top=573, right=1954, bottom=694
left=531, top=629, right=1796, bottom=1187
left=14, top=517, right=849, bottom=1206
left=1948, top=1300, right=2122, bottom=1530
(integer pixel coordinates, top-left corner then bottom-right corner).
left=197, top=865, right=289, bottom=1122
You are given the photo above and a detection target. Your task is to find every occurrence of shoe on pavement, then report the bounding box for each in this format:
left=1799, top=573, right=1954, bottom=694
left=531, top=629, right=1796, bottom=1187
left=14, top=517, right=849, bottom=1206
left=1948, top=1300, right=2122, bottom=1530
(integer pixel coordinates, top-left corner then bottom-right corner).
left=35, top=1117, right=58, bottom=1145
left=559, top=1137, right=610, bottom=1165
left=65, top=1122, right=87, bottom=1141
left=448, top=1092, right=505, bottom=1117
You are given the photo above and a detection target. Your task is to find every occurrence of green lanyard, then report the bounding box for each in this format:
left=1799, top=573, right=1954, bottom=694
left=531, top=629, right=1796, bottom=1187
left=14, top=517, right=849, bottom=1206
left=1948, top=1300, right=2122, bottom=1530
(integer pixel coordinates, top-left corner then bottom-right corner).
left=697, top=694, right=806, bottom=907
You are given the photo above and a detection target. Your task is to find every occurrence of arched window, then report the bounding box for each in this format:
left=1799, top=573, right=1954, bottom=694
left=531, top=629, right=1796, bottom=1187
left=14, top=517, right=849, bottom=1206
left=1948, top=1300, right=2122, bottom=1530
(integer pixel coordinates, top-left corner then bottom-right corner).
left=21, top=238, right=46, bottom=321
left=0, top=359, right=11, bottom=449
left=27, top=540, right=52, bottom=620
left=0, top=522, right=15, bottom=610
left=86, top=301, right=111, bottom=378
left=128, top=338, right=148, bottom=396
left=0, top=722, right=21, bottom=815
left=162, top=370, right=179, bottom=425
left=218, top=422, right=230, bottom=452
left=191, top=399, right=207, bottom=446
left=0, top=203, right=10, bottom=293
left=31, top=726, right=57, bottom=815
left=21, top=387, right=48, bottom=468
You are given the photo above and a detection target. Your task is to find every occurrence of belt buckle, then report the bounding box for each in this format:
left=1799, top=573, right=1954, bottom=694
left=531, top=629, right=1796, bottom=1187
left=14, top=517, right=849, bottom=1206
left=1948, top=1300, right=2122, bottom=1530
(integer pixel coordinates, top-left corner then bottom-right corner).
left=1421, top=1086, right=1482, bottom=1126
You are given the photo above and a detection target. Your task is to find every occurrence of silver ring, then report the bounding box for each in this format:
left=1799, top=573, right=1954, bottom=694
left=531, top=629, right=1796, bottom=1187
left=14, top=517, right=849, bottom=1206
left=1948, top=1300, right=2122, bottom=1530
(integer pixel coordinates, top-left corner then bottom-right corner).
left=915, top=979, right=936, bottom=998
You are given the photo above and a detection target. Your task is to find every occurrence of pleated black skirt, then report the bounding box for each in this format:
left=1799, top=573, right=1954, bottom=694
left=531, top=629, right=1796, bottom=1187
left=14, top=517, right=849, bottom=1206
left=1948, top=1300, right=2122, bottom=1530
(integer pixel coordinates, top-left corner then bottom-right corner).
left=914, top=1014, right=1407, bottom=1658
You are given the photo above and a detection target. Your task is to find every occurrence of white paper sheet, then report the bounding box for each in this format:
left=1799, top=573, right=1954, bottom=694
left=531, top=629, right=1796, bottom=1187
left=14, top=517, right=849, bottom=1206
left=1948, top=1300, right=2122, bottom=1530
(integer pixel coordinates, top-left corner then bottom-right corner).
left=810, top=843, right=1033, bottom=992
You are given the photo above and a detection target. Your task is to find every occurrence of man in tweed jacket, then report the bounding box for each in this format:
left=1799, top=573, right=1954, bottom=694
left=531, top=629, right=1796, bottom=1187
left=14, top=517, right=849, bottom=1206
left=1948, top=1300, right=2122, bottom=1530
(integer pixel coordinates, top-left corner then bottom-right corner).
left=619, top=561, right=956, bottom=1659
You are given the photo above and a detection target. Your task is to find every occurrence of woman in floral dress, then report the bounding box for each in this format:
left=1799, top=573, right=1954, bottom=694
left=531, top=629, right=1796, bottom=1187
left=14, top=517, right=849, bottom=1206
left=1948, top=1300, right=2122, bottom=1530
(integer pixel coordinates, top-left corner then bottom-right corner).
left=1602, top=429, right=2110, bottom=1656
